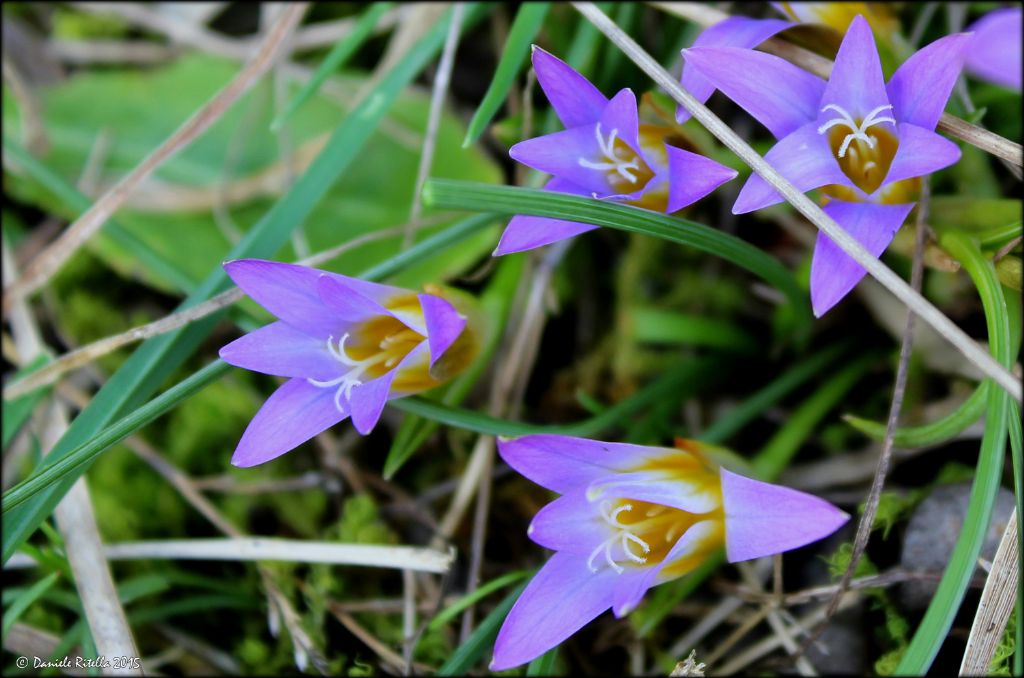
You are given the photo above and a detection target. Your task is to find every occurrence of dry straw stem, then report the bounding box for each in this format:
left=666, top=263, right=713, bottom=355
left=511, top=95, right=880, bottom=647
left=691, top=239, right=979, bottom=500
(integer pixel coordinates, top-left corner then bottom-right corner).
left=1, top=3, right=309, bottom=314
left=960, top=510, right=1019, bottom=675
left=573, top=2, right=1022, bottom=403
left=647, top=2, right=1023, bottom=168
left=5, top=538, right=455, bottom=574
left=3, top=242, right=141, bottom=674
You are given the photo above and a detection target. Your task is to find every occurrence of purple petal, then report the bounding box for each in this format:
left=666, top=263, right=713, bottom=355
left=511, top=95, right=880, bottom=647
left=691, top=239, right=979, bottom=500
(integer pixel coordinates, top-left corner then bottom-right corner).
left=586, top=471, right=721, bottom=514
left=232, top=378, right=348, bottom=467
left=317, top=276, right=427, bottom=336
left=493, top=178, right=599, bottom=255
left=418, top=293, right=466, bottom=368
left=810, top=200, right=915, bottom=316
left=532, top=46, right=609, bottom=128
left=676, top=17, right=794, bottom=124
left=219, top=321, right=341, bottom=380
left=965, top=8, right=1022, bottom=91
left=527, top=487, right=610, bottom=555
left=348, top=342, right=429, bottom=434
left=819, top=14, right=890, bottom=120
left=493, top=215, right=599, bottom=255
left=490, top=551, right=622, bottom=671
left=681, top=46, right=824, bottom=138
left=665, top=145, right=738, bottom=213
left=887, top=33, right=972, bottom=130
left=509, top=89, right=641, bottom=196
left=733, top=122, right=852, bottom=214
left=612, top=519, right=721, bottom=616
left=496, top=435, right=677, bottom=494
left=882, top=123, right=961, bottom=187
left=720, top=469, right=849, bottom=562
left=224, top=259, right=338, bottom=337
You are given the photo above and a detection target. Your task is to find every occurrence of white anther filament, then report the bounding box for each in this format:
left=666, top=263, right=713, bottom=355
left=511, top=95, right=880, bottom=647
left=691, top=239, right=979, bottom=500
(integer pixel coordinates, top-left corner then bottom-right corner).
left=587, top=501, right=652, bottom=574
left=817, top=103, right=896, bottom=158
left=307, top=334, right=395, bottom=413
left=578, top=122, right=641, bottom=183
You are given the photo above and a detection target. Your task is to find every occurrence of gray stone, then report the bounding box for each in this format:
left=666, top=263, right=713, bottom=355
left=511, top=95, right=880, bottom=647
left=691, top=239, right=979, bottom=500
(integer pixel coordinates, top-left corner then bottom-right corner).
left=899, top=481, right=1015, bottom=611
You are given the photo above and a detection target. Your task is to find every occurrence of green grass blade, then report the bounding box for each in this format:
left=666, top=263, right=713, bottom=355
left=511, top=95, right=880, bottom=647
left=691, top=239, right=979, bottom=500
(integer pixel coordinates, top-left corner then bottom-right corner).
left=427, top=570, right=530, bottom=633
left=526, top=648, right=559, bottom=675
left=897, top=232, right=1013, bottom=673
left=2, top=571, right=61, bottom=637
left=752, top=353, right=875, bottom=480
left=1, top=4, right=489, bottom=564
left=437, top=580, right=529, bottom=675
left=270, top=2, right=394, bottom=132
left=391, top=354, right=731, bottom=437
left=701, top=343, right=849, bottom=444
left=422, top=179, right=811, bottom=325
left=463, top=3, right=550, bottom=146
left=632, top=306, right=759, bottom=353
left=3, top=354, right=53, bottom=450
left=1, top=213, right=495, bottom=517
left=843, top=381, right=989, bottom=448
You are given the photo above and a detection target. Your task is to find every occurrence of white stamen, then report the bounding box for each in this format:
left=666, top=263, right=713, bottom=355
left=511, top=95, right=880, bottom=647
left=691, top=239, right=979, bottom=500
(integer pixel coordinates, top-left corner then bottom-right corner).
left=578, top=122, right=641, bottom=183
left=586, top=502, right=651, bottom=575
left=306, top=334, right=393, bottom=413
left=817, top=103, right=896, bottom=158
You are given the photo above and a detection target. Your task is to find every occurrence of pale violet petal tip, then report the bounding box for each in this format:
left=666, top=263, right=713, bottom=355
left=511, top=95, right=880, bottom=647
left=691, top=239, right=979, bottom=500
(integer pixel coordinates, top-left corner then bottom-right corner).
left=418, top=293, right=466, bottom=367
left=720, top=468, right=849, bottom=562
left=531, top=45, right=609, bottom=128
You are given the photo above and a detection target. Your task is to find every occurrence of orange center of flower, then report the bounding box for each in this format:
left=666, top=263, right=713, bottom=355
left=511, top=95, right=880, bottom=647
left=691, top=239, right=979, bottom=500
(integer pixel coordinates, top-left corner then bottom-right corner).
left=817, top=103, right=899, bottom=195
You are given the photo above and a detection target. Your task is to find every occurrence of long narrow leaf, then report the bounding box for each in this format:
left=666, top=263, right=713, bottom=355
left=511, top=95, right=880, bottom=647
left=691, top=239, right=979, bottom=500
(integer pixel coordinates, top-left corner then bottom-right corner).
left=422, top=179, right=811, bottom=325
left=463, top=3, right=550, bottom=146
left=897, top=232, right=1013, bottom=672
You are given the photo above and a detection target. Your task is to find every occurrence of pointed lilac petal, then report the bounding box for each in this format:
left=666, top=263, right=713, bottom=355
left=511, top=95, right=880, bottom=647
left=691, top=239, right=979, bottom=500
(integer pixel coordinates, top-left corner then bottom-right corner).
left=681, top=46, right=824, bottom=138
left=317, top=276, right=427, bottom=336
left=418, top=293, right=465, bottom=368
left=677, top=17, right=794, bottom=124
left=721, top=469, right=849, bottom=562
left=819, top=14, right=890, bottom=119
left=612, top=519, right=721, bottom=616
left=493, top=215, right=599, bottom=255
left=810, top=200, right=915, bottom=316
left=733, top=122, right=852, bottom=214
left=965, top=8, right=1022, bottom=91
left=496, top=435, right=679, bottom=494
left=882, top=123, right=961, bottom=187
left=348, top=342, right=428, bottom=434
left=232, top=378, right=348, bottom=467
left=224, top=259, right=338, bottom=337
left=219, top=321, right=341, bottom=380
left=527, top=487, right=609, bottom=556
left=665, top=145, right=738, bottom=213
left=887, top=33, right=972, bottom=130
left=586, top=471, right=721, bottom=514
left=490, top=551, right=622, bottom=671
left=532, top=46, right=608, bottom=128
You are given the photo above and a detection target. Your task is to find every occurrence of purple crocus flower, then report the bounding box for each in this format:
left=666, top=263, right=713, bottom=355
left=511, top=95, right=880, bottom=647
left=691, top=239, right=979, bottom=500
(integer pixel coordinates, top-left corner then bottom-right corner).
left=494, top=47, right=737, bottom=255
left=219, top=259, right=479, bottom=467
left=682, top=15, right=969, bottom=315
left=491, top=434, right=848, bottom=670
left=965, top=7, right=1022, bottom=91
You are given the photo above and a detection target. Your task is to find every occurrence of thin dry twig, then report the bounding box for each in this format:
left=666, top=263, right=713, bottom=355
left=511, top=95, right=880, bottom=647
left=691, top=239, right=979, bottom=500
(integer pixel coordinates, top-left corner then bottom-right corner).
left=2, top=3, right=309, bottom=313
left=572, top=1, right=1022, bottom=403
left=406, top=3, right=464, bottom=249
left=795, top=183, right=930, bottom=661
left=1, top=50, right=48, bottom=154
left=960, top=510, right=1020, bottom=674
left=327, top=602, right=434, bottom=674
